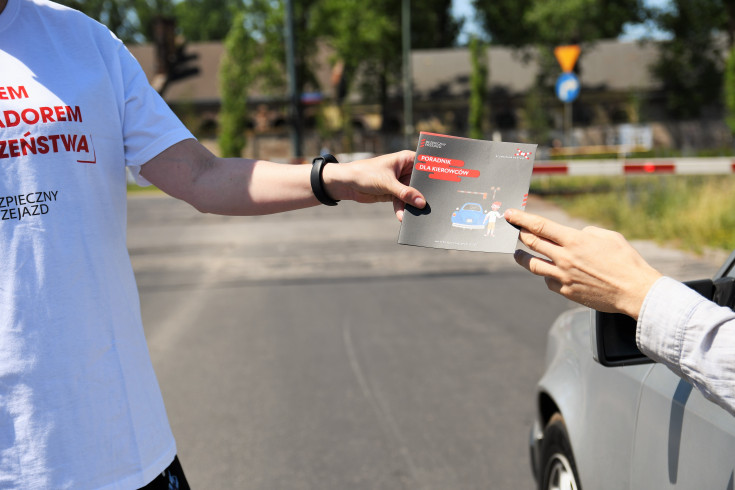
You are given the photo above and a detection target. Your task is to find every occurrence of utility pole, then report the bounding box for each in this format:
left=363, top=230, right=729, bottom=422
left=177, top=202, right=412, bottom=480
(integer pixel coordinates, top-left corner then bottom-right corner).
left=285, top=0, right=303, bottom=159
left=402, top=0, right=413, bottom=149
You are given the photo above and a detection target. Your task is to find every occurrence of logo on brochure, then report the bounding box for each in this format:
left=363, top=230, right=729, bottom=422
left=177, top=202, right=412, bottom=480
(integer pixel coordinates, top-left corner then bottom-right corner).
left=420, top=138, right=447, bottom=149
left=515, top=149, right=533, bottom=160
left=496, top=148, right=533, bottom=160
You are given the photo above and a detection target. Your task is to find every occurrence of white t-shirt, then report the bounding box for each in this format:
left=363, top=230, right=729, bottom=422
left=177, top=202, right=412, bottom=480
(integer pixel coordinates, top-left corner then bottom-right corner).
left=0, top=0, right=194, bottom=487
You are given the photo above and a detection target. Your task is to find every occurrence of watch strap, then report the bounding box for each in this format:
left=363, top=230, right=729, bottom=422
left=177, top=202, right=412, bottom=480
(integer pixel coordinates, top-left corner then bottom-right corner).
left=310, top=153, right=340, bottom=206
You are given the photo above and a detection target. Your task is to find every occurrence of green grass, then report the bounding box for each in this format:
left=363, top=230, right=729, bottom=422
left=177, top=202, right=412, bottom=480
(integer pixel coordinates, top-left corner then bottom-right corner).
left=531, top=175, right=735, bottom=253
left=127, top=183, right=162, bottom=193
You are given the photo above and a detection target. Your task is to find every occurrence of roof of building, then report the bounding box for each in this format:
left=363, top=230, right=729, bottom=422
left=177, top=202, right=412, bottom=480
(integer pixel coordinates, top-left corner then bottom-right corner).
left=127, top=38, right=662, bottom=105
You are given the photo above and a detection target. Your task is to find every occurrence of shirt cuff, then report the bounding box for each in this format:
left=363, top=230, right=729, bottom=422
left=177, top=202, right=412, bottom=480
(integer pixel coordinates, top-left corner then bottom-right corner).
left=636, top=276, right=707, bottom=371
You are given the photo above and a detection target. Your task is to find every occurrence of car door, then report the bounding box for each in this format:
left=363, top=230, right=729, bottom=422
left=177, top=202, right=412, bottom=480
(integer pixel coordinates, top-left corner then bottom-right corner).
left=630, top=364, right=735, bottom=489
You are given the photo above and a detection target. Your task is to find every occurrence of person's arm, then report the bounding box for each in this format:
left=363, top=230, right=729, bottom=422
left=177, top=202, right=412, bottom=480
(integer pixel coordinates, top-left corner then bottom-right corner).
left=637, top=276, right=735, bottom=415
left=139, top=138, right=426, bottom=220
left=504, top=208, right=735, bottom=416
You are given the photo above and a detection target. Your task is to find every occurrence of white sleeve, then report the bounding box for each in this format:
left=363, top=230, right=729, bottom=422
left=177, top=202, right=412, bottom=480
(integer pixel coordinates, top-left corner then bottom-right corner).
left=115, top=42, right=194, bottom=185
left=637, top=276, right=735, bottom=415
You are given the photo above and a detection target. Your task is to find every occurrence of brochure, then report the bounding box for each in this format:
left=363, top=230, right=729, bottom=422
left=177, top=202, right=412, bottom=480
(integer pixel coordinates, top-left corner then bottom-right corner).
left=398, top=132, right=536, bottom=253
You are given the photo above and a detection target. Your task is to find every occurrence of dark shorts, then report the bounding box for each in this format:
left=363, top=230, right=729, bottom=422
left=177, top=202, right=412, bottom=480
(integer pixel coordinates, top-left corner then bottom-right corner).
left=139, top=456, right=190, bottom=490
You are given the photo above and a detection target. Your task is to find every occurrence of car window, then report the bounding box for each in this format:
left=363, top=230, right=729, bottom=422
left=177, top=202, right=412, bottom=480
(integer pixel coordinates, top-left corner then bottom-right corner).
left=463, top=204, right=482, bottom=212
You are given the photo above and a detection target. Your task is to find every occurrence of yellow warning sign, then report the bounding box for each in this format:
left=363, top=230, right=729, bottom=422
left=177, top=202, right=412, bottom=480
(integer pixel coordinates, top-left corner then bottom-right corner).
left=554, top=45, right=581, bottom=73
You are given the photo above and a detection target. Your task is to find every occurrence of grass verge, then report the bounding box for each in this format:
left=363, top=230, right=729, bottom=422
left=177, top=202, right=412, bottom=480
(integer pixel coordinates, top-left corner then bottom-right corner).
left=127, top=183, right=162, bottom=194
left=531, top=175, right=735, bottom=253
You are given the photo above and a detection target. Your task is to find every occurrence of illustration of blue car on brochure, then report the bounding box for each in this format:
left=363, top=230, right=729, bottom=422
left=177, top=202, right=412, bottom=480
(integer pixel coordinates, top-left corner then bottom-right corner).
left=451, top=202, right=486, bottom=230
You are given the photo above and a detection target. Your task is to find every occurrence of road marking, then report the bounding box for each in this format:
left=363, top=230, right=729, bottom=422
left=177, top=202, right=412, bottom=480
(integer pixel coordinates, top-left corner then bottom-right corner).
left=341, top=318, right=422, bottom=487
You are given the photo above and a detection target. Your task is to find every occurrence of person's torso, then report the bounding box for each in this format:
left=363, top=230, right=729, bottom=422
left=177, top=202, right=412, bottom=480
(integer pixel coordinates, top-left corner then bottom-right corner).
left=0, top=1, right=175, bottom=487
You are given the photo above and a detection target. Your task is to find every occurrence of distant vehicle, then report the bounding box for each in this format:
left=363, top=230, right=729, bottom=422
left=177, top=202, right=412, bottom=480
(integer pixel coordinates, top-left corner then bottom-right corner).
left=451, top=202, right=485, bottom=230
left=529, top=251, right=735, bottom=490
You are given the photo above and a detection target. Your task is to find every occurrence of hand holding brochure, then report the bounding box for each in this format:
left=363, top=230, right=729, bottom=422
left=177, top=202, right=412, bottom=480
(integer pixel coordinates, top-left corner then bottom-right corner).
left=398, top=132, right=536, bottom=253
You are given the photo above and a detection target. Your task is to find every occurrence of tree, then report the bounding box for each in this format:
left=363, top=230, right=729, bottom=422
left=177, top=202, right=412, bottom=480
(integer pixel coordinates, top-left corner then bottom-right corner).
left=317, top=0, right=460, bottom=147
left=523, top=83, right=552, bottom=144
left=468, top=37, right=488, bottom=139
left=410, top=0, right=463, bottom=49
left=238, top=0, right=288, bottom=92
left=57, top=0, right=241, bottom=43
left=526, top=0, right=644, bottom=46
left=131, top=0, right=176, bottom=42
left=218, top=11, right=257, bottom=158
left=174, top=0, right=242, bottom=42
left=217, top=0, right=303, bottom=156
left=725, top=46, right=735, bottom=138
left=55, top=0, right=143, bottom=42
left=472, top=0, right=644, bottom=99
left=314, top=0, right=394, bottom=150
left=650, top=0, right=727, bottom=119
left=471, top=0, right=534, bottom=47
left=474, top=0, right=645, bottom=143
left=473, top=0, right=643, bottom=47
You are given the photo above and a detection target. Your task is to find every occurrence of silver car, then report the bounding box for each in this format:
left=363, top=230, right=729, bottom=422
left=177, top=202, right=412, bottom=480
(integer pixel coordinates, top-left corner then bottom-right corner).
left=529, top=252, right=735, bottom=490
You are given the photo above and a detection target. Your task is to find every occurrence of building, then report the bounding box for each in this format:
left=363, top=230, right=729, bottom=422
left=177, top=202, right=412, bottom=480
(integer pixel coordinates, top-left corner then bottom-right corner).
left=128, top=39, right=730, bottom=160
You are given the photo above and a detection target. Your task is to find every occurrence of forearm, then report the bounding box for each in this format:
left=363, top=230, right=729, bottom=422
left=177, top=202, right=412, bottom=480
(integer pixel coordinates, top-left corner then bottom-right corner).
left=141, top=140, right=424, bottom=219
left=188, top=156, right=318, bottom=216
left=638, top=277, right=735, bottom=415
left=140, top=139, right=320, bottom=215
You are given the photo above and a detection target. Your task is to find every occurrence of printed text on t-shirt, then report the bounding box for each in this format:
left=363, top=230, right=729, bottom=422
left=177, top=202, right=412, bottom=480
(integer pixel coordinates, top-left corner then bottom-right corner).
left=0, top=86, right=96, bottom=164
left=0, top=190, right=58, bottom=222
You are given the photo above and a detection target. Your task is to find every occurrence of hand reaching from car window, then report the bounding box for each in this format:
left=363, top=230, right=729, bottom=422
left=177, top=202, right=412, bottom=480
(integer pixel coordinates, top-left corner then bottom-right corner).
left=504, top=209, right=662, bottom=319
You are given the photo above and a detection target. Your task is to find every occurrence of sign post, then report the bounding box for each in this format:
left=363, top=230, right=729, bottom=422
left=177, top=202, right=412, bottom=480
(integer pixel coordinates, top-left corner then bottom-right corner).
left=402, top=0, right=414, bottom=149
left=554, top=45, right=581, bottom=147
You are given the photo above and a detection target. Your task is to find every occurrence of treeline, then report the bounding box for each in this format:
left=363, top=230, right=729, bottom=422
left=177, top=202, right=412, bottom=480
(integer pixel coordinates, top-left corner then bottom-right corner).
left=60, top=0, right=735, bottom=153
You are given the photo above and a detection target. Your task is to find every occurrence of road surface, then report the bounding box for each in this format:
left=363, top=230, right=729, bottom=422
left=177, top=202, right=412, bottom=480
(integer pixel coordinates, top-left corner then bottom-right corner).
left=128, top=193, right=723, bottom=489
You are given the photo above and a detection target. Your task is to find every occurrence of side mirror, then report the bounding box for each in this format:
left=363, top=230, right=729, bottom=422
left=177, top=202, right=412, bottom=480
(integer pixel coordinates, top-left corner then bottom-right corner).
left=591, top=279, right=717, bottom=367
left=713, top=276, right=735, bottom=309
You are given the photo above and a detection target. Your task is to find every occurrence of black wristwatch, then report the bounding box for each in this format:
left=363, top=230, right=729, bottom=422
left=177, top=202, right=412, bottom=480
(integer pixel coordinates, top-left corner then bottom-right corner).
left=310, top=153, right=340, bottom=206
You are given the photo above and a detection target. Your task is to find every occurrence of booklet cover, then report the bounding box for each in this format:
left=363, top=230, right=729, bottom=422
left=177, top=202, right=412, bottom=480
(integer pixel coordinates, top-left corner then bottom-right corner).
left=398, top=132, right=536, bottom=253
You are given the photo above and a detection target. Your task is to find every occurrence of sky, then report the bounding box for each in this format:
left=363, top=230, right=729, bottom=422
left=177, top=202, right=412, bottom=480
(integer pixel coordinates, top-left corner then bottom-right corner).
left=450, top=0, right=673, bottom=45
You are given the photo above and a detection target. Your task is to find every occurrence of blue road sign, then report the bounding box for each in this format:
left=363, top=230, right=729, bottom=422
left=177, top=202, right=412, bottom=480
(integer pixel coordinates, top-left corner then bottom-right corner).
left=555, top=72, right=580, bottom=103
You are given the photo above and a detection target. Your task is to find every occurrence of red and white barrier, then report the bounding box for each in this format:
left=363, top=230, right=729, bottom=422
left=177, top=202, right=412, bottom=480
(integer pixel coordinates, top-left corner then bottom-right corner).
left=305, top=154, right=735, bottom=176
left=532, top=157, right=735, bottom=176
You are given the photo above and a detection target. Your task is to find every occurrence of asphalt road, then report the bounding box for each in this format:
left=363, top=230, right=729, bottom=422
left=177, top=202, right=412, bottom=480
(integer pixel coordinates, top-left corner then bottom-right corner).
left=127, top=193, right=724, bottom=490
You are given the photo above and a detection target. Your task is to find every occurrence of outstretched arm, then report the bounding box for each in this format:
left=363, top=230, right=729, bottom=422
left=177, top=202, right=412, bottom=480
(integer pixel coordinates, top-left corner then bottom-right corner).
left=139, top=138, right=426, bottom=220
